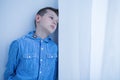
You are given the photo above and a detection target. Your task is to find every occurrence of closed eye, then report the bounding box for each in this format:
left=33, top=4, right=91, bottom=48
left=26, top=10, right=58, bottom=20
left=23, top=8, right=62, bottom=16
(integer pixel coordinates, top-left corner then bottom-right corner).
left=50, top=16, right=53, bottom=20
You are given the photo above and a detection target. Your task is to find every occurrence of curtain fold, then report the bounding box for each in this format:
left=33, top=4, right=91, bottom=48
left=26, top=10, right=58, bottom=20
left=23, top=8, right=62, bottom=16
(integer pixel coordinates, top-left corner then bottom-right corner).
left=59, top=0, right=120, bottom=80
left=101, top=0, right=120, bottom=80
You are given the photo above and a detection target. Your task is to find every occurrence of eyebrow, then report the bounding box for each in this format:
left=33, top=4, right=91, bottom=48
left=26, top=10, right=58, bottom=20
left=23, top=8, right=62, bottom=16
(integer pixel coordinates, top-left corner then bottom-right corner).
left=48, top=13, right=58, bottom=21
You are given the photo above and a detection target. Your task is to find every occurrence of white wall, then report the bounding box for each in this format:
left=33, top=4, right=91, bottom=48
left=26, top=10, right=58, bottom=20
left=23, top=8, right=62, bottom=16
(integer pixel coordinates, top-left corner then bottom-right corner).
left=0, top=0, right=58, bottom=80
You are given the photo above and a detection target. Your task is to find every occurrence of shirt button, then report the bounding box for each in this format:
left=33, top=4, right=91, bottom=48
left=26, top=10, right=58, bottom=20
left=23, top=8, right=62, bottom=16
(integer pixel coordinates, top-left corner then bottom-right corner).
left=51, top=56, right=53, bottom=58
left=40, top=71, right=42, bottom=74
left=28, top=56, right=31, bottom=58
left=41, top=40, right=43, bottom=43
left=41, top=48, right=44, bottom=50
left=40, top=59, right=43, bottom=62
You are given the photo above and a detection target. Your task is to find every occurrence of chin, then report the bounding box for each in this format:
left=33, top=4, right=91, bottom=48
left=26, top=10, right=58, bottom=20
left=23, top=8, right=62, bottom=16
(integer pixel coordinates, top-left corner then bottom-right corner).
left=48, top=29, right=55, bottom=34
left=49, top=31, right=54, bottom=34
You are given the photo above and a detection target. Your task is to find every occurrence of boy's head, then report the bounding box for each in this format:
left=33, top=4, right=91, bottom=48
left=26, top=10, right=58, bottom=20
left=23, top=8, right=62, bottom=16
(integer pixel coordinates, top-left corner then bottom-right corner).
left=35, top=7, right=58, bottom=34
left=37, top=7, right=58, bottom=17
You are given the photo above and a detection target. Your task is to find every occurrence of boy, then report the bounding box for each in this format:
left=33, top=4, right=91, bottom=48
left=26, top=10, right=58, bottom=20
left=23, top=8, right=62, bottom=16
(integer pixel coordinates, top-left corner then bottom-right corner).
left=4, top=7, right=58, bottom=80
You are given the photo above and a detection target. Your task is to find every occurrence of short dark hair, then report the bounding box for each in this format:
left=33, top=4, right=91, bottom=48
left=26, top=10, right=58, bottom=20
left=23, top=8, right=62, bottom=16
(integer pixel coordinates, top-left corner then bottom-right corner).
left=35, top=7, right=58, bottom=27
left=37, top=7, right=58, bottom=16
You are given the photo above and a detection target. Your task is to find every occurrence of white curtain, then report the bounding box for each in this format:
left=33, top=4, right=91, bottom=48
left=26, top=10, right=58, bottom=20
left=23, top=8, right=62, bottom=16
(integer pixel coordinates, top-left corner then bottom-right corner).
left=101, top=0, right=120, bottom=80
left=59, top=0, right=120, bottom=80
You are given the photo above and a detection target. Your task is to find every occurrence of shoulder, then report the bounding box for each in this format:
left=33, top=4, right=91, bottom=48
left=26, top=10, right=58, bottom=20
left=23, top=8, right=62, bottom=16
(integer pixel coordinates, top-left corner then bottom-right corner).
left=10, top=40, right=18, bottom=48
left=14, top=33, right=32, bottom=43
left=49, top=40, right=58, bottom=51
left=9, top=31, right=34, bottom=50
left=10, top=34, right=28, bottom=46
left=50, top=39, right=57, bottom=46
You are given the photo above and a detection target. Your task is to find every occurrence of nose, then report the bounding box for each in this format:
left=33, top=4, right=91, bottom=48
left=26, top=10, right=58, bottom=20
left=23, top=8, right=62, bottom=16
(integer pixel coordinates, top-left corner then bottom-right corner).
left=53, top=20, right=57, bottom=26
left=53, top=21, right=56, bottom=25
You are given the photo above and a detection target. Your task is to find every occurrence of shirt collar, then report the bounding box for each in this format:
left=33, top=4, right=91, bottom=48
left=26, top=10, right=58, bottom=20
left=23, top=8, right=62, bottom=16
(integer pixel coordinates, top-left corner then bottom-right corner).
left=27, top=31, right=51, bottom=43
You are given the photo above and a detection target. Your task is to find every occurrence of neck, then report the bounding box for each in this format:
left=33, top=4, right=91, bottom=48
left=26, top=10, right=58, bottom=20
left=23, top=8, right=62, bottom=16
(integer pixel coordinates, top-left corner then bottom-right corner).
left=35, top=26, right=49, bottom=39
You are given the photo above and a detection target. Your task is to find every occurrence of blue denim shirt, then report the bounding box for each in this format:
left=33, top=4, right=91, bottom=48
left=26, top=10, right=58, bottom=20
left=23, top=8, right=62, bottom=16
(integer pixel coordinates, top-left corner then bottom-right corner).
left=4, top=31, right=58, bottom=80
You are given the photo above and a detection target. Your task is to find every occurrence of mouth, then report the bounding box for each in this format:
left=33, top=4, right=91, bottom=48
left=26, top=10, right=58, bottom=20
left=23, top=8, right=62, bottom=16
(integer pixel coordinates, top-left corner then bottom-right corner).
left=50, top=25, right=55, bottom=29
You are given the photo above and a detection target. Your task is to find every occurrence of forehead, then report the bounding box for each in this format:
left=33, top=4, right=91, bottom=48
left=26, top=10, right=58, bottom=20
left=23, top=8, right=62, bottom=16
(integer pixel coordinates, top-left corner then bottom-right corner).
left=45, top=9, right=58, bottom=18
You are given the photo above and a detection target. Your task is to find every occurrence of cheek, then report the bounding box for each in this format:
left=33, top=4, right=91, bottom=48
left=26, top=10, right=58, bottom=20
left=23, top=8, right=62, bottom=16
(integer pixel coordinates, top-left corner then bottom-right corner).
left=45, top=19, right=51, bottom=25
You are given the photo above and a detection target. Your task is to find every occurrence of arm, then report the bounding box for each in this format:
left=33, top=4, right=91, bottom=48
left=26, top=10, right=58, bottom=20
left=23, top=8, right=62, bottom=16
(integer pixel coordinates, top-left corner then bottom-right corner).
left=4, top=40, right=19, bottom=80
left=54, top=59, right=58, bottom=80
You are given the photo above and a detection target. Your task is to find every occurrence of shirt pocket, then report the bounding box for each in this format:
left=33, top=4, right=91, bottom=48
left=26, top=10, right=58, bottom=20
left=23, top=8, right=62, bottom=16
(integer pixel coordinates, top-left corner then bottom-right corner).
left=46, top=53, right=58, bottom=59
left=46, top=53, right=58, bottom=65
left=23, top=53, right=39, bottom=59
left=21, top=53, right=39, bottom=74
left=45, top=53, right=58, bottom=75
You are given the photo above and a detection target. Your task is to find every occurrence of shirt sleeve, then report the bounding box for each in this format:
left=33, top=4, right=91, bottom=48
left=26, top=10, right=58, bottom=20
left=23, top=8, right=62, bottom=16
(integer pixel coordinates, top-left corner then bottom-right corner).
left=54, top=45, right=58, bottom=80
left=54, top=59, right=58, bottom=80
left=4, top=40, right=19, bottom=80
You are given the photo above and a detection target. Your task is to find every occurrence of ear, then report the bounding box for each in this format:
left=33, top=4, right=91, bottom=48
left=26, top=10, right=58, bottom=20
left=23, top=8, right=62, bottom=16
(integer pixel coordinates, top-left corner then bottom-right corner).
left=35, top=14, right=41, bottom=23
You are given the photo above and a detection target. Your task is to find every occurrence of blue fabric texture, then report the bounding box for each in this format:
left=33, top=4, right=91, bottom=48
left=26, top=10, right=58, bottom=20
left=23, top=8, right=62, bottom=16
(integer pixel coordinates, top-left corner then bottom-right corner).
left=4, top=31, right=58, bottom=80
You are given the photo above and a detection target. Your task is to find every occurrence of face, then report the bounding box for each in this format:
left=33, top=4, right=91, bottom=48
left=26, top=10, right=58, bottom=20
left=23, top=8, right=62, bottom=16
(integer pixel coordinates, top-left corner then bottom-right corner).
left=36, top=9, right=58, bottom=34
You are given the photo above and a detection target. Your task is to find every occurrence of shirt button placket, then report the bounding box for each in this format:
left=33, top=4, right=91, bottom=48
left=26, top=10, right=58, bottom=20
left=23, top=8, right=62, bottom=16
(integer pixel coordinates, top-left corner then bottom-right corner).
left=41, top=40, right=43, bottom=43
left=39, top=40, right=44, bottom=79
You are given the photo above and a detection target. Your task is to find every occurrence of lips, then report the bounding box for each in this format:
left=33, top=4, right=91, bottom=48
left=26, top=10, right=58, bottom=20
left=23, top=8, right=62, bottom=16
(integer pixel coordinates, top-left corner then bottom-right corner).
left=50, top=25, right=55, bottom=29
